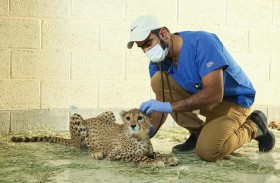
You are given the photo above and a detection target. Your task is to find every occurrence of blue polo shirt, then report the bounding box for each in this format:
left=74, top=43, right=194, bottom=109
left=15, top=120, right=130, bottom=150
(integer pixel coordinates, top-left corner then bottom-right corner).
left=149, top=31, right=255, bottom=108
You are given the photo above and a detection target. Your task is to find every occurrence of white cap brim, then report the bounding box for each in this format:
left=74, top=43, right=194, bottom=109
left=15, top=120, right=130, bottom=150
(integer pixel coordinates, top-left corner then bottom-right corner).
left=127, top=30, right=151, bottom=49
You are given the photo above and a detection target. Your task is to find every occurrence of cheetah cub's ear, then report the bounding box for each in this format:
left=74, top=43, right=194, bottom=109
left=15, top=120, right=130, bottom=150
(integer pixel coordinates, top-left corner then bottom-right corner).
left=120, top=110, right=128, bottom=122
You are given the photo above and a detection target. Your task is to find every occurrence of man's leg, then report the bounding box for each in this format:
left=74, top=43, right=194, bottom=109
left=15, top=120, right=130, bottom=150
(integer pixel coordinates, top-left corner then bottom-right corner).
left=150, top=71, right=204, bottom=153
left=196, top=100, right=275, bottom=162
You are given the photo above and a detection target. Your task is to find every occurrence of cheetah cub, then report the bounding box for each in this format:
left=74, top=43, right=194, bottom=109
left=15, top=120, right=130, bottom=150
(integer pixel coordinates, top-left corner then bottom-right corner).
left=11, top=109, right=179, bottom=167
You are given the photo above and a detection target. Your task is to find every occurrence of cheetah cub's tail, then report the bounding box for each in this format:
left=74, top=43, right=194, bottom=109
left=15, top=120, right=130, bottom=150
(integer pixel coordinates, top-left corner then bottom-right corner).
left=11, top=136, right=73, bottom=146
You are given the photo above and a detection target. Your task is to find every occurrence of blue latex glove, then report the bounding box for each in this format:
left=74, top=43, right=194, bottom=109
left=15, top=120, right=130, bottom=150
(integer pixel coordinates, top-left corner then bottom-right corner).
left=139, top=99, right=172, bottom=115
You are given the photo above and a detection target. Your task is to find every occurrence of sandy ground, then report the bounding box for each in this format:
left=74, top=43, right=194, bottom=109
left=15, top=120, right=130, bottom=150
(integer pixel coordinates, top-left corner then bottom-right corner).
left=46, top=136, right=280, bottom=183
left=1, top=128, right=280, bottom=183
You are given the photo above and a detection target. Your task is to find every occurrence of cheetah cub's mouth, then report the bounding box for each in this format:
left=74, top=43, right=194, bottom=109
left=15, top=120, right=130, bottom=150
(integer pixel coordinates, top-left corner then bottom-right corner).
left=129, top=124, right=140, bottom=133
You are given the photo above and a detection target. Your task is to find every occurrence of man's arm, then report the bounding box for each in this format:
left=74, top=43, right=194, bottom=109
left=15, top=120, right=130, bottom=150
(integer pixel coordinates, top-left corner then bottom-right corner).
left=171, top=68, right=224, bottom=112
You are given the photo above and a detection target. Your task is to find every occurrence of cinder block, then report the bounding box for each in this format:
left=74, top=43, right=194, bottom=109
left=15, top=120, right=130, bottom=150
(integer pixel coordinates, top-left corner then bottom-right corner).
left=0, top=50, right=10, bottom=79
left=126, top=52, right=150, bottom=80
left=99, top=80, right=150, bottom=108
left=178, top=0, right=226, bottom=25
left=0, top=19, right=11, bottom=48
left=71, top=0, right=124, bottom=20
left=268, top=107, right=280, bottom=122
left=0, top=0, right=8, bottom=15
left=0, top=111, right=10, bottom=133
left=232, top=53, right=270, bottom=83
left=127, top=0, right=176, bottom=22
left=11, top=110, right=69, bottom=132
left=100, top=22, right=130, bottom=50
left=42, top=20, right=99, bottom=50
left=202, top=26, right=248, bottom=53
left=10, top=0, right=69, bottom=18
left=41, top=80, right=98, bottom=109
left=0, top=80, right=40, bottom=110
left=270, top=55, right=280, bottom=82
left=274, top=0, right=280, bottom=27
left=10, top=19, right=40, bottom=49
left=12, top=50, right=70, bottom=79
left=227, top=0, right=273, bottom=26
left=249, top=28, right=280, bottom=53
left=72, top=51, right=125, bottom=79
left=253, top=82, right=280, bottom=106
left=69, top=108, right=125, bottom=124
left=168, top=23, right=202, bottom=33
left=0, top=19, right=40, bottom=49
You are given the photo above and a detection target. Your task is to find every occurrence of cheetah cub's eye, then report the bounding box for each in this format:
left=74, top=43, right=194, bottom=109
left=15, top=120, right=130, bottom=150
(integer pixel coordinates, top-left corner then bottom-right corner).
left=126, top=116, right=131, bottom=121
left=137, top=116, right=143, bottom=122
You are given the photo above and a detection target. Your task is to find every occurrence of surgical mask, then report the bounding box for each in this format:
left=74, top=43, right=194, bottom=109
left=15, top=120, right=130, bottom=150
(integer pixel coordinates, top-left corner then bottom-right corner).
left=145, top=43, right=169, bottom=63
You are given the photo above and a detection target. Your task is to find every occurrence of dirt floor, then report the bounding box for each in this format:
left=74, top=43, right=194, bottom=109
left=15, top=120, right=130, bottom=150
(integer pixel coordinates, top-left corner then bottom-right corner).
left=1, top=127, right=280, bottom=183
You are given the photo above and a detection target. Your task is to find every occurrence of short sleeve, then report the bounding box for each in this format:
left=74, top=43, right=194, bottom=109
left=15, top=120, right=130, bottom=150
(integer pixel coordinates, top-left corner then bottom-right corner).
left=149, top=62, right=159, bottom=78
left=195, top=32, right=228, bottom=78
left=148, top=59, right=173, bottom=78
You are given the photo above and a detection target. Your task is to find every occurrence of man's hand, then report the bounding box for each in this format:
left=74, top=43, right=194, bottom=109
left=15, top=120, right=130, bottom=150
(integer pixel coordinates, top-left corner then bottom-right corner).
left=139, top=99, right=172, bottom=115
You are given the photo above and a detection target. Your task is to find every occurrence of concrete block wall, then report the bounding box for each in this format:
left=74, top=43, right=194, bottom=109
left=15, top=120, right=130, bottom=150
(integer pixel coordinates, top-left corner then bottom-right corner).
left=0, top=0, right=279, bottom=133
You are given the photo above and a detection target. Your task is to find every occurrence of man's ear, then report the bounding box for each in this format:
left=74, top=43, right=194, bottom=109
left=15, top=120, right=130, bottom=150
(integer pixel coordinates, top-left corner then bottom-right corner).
left=159, top=27, right=169, bottom=40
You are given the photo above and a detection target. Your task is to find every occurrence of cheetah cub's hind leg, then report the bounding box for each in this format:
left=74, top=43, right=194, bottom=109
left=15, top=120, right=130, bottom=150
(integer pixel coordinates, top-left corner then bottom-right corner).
left=70, top=113, right=88, bottom=149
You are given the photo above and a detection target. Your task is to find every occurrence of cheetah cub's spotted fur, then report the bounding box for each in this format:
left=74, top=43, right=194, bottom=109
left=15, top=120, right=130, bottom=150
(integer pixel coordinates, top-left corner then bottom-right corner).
left=11, top=109, right=179, bottom=167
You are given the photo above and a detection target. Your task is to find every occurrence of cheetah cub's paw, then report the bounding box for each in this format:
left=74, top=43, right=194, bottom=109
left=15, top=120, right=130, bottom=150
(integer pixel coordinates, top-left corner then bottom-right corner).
left=91, top=151, right=104, bottom=160
left=166, top=155, right=180, bottom=166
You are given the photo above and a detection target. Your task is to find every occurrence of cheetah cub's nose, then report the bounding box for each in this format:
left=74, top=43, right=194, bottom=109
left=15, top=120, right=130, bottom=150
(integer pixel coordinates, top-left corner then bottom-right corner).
left=130, top=125, right=136, bottom=129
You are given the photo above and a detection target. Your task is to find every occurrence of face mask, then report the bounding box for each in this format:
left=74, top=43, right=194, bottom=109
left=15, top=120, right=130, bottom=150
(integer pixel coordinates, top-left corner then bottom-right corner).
left=145, top=43, right=169, bottom=63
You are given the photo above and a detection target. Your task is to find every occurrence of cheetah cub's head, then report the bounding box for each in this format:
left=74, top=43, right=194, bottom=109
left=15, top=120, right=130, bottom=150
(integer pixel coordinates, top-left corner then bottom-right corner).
left=120, top=108, right=151, bottom=139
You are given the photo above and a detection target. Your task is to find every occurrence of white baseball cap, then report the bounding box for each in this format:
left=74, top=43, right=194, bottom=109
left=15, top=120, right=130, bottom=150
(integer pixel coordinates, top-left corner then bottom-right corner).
left=127, top=15, right=163, bottom=49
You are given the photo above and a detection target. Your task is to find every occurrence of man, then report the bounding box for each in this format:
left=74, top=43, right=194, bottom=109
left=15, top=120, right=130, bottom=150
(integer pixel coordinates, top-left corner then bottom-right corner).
left=127, top=15, right=275, bottom=162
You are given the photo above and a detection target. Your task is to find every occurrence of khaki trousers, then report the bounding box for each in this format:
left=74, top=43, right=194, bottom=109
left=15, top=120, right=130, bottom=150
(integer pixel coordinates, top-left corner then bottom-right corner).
left=151, top=71, right=258, bottom=162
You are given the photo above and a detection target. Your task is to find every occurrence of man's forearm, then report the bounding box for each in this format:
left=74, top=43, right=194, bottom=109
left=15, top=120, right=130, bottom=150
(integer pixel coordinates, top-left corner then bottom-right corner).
left=171, top=86, right=223, bottom=112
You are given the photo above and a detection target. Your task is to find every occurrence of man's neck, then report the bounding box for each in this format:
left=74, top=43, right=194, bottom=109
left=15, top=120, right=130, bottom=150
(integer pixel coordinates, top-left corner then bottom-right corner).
left=167, top=34, right=183, bottom=66
left=168, top=34, right=183, bottom=59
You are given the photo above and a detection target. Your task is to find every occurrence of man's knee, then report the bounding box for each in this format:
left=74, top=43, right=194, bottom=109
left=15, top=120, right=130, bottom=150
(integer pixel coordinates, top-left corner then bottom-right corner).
left=195, top=143, right=222, bottom=162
